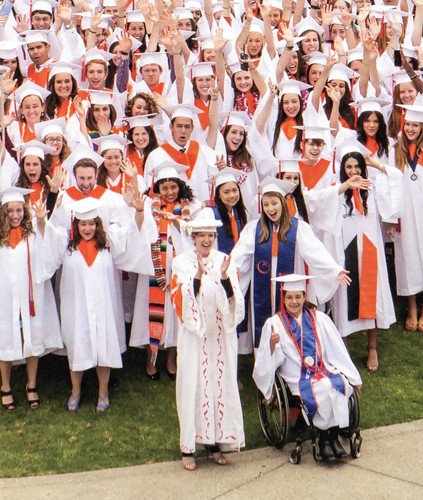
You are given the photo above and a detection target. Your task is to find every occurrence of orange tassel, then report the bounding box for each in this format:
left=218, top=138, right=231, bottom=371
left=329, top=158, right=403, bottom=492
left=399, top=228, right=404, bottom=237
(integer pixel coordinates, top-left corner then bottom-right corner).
left=332, top=147, right=336, bottom=174
left=70, top=209, right=74, bottom=241
left=258, top=188, right=261, bottom=214
left=209, top=178, right=215, bottom=207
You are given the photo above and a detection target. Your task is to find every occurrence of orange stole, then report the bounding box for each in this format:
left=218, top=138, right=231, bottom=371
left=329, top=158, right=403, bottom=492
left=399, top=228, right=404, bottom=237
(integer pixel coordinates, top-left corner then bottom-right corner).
left=230, top=214, right=239, bottom=243
left=359, top=235, right=377, bottom=319
left=20, top=123, right=36, bottom=143
left=55, top=99, right=76, bottom=119
left=281, top=117, right=297, bottom=141
left=27, top=64, right=50, bottom=89
left=160, top=142, right=200, bottom=179
left=127, top=147, right=145, bottom=175
left=409, top=143, right=417, bottom=159
left=366, top=137, right=379, bottom=156
left=149, top=82, right=165, bottom=95
left=29, top=182, right=43, bottom=205
left=66, top=185, right=107, bottom=201
left=169, top=274, right=183, bottom=322
left=194, top=98, right=210, bottom=130
left=77, top=239, right=99, bottom=267
left=299, top=159, right=331, bottom=190
left=352, top=190, right=364, bottom=215
left=9, top=226, right=22, bottom=249
left=285, top=196, right=297, bottom=217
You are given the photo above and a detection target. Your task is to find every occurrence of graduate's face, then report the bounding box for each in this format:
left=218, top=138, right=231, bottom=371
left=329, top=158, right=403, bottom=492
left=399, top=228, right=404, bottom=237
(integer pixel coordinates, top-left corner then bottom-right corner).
left=281, top=172, right=300, bottom=192
left=362, top=113, right=379, bottom=138
left=127, top=22, right=145, bottom=41
left=282, top=94, right=301, bottom=118
left=170, top=117, right=193, bottom=147
left=287, top=52, right=299, bottom=76
left=284, top=291, right=306, bottom=318
left=7, top=202, right=25, bottom=229
left=225, top=125, right=245, bottom=152
left=44, top=134, right=64, bottom=156
left=78, top=219, right=97, bottom=241
left=75, top=166, right=96, bottom=194
left=302, top=139, right=324, bottom=161
left=269, top=7, right=282, bottom=28
left=31, top=13, right=52, bottom=30
left=23, top=155, right=42, bottom=184
left=330, top=24, right=346, bottom=40
left=234, top=71, right=253, bottom=93
left=247, top=33, right=263, bottom=57
left=349, top=60, right=362, bottom=75
left=344, top=157, right=361, bottom=178
left=140, top=64, right=162, bottom=87
left=178, top=18, right=193, bottom=31
left=194, top=75, right=214, bottom=99
left=398, top=82, right=417, bottom=106
left=54, top=73, right=73, bottom=100
left=262, top=194, right=283, bottom=223
left=132, top=126, right=150, bottom=150
left=27, top=42, right=50, bottom=66
left=194, top=232, right=217, bottom=258
left=158, top=180, right=180, bottom=203
left=93, top=105, right=110, bottom=122
left=403, top=121, right=422, bottom=143
left=102, top=149, right=122, bottom=176
left=2, top=58, right=18, bottom=73
left=218, top=181, right=240, bottom=210
left=131, top=98, right=150, bottom=116
left=308, top=64, right=323, bottom=86
left=86, top=63, right=107, bottom=90
left=21, top=95, right=43, bottom=123
left=202, top=49, right=215, bottom=62
left=328, top=79, right=347, bottom=98
left=301, top=31, right=319, bottom=55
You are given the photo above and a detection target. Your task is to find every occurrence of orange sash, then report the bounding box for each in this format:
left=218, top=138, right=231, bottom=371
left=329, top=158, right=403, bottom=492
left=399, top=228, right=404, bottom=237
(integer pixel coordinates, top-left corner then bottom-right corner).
left=27, top=64, right=50, bottom=89
left=281, top=117, right=297, bottom=141
left=160, top=141, right=200, bottom=179
left=352, top=189, right=364, bottom=215
left=29, top=182, right=43, bottom=205
left=409, top=143, right=417, bottom=159
left=20, top=122, right=36, bottom=143
left=366, top=137, right=379, bottom=156
left=77, top=239, right=99, bottom=267
left=285, top=196, right=297, bottom=217
left=9, top=226, right=22, bottom=249
left=66, top=185, right=107, bottom=201
left=299, top=159, right=331, bottom=190
left=230, top=214, right=239, bottom=243
left=359, top=235, right=378, bottom=319
left=194, top=98, right=210, bottom=130
left=149, top=82, right=165, bottom=95
left=55, top=99, right=76, bottom=119
left=127, top=147, right=145, bottom=175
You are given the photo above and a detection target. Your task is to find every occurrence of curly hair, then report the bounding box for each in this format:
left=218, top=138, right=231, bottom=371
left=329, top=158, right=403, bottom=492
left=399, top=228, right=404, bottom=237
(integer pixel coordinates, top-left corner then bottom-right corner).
left=45, top=74, right=79, bottom=119
left=259, top=192, right=292, bottom=244
left=272, top=94, right=304, bottom=155
left=357, top=110, right=389, bottom=158
left=68, top=216, right=109, bottom=252
left=152, top=177, right=195, bottom=202
left=0, top=203, right=34, bottom=248
left=125, top=92, right=158, bottom=116
left=16, top=156, right=50, bottom=197
left=215, top=182, right=247, bottom=238
left=340, top=152, right=369, bottom=216
left=223, top=125, right=254, bottom=171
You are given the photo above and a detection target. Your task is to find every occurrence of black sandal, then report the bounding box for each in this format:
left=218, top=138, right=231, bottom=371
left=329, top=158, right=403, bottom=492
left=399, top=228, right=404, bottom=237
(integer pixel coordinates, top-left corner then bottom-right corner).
left=1, top=390, right=16, bottom=411
left=26, top=385, right=40, bottom=409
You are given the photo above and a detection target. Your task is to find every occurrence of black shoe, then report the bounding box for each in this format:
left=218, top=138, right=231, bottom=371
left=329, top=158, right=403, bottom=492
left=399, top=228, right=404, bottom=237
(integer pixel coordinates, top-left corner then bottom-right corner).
left=145, top=368, right=160, bottom=381
left=330, top=437, right=348, bottom=458
left=166, top=367, right=176, bottom=381
left=319, top=440, right=337, bottom=462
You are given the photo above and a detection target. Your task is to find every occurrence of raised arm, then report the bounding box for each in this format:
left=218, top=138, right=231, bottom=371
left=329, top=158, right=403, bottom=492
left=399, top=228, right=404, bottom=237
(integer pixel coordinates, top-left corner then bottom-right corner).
left=255, top=81, right=278, bottom=134
left=311, top=53, right=337, bottom=112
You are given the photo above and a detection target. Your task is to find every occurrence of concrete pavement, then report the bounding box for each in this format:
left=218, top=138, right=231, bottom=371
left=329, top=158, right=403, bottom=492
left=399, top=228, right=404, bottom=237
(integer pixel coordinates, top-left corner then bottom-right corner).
left=1, top=420, right=423, bottom=500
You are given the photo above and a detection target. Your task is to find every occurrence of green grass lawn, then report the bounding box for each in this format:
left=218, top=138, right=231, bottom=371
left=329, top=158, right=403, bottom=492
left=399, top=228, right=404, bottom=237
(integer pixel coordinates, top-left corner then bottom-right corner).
left=1, top=299, right=423, bottom=478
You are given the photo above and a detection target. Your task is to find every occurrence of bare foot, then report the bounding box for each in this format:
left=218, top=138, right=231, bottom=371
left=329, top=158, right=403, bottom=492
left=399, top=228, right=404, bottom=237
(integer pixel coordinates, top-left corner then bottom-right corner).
left=367, top=347, right=378, bottom=372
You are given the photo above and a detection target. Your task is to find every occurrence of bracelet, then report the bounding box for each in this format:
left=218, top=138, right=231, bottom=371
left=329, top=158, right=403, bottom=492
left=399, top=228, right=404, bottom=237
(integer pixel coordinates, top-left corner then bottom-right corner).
left=120, top=51, right=129, bottom=56
left=117, top=15, right=125, bottom=18
left=338, top=52, right=345, bottom=56
left=410, top=74, right=418, bottom=80
left=65, top=24, right=72, bottom=29
left=136, top=209, right=144, bottom=213
left=286, top=46, right=294, bottom=50
left=173, top=52, right=182, bottom=55
left=345, top=25, right=351, bottom=30
left=211, top=97, right=218, bottom=101
left=89, top=28, right=96, bottom=34
left=245, top=22, right=251, bottom=26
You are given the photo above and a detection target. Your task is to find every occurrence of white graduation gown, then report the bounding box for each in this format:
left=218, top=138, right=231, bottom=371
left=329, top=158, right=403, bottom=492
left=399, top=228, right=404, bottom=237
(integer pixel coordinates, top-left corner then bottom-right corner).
left=253, top=311, right=362, bottom=430
left=171, top=249, right=245, bottom=453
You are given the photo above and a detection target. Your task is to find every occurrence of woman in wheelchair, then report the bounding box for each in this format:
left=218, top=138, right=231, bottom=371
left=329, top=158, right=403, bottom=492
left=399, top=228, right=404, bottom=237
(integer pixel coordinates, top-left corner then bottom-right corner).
left=253, top=274, right=362, bottom=463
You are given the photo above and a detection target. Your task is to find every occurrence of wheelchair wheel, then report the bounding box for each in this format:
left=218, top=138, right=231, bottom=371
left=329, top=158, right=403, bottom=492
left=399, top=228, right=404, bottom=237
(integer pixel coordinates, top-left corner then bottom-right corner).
left=257, top=373, right=290, bottom=448
left=340, top=388, right=361, bottom=438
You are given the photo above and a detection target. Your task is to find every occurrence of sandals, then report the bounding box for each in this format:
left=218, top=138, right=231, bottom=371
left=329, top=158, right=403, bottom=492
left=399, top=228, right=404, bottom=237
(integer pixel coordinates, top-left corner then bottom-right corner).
left=206, top=445, right=227, bottom=466
left=96, top=393, right=110, bottom=413
left=418, top=316, right=423, bottom=332
left=405, top=309, right=418, bottom=331
left=367, top=347, right=379, bottom=372
left=1, top=390, right=16, bottom=411
left=67, top=392, right=81, bottom=412
left=26, top=385, right=40, bottom=409
left=182, top=453, right=196, bottom=471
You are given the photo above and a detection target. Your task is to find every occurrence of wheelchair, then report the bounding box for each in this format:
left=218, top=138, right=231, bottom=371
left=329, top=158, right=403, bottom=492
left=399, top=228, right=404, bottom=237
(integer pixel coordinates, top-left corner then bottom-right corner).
left=257, top=372, right=362, bottom=464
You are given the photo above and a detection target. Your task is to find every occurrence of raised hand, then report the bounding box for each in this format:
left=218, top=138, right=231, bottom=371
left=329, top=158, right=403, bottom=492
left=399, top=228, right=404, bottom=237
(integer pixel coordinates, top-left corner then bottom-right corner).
left=221, top=254, right=231, bottom=278
left=120, top=159, right=138, bottom=179
left=46, top=166, right=66, bottom=193
left=56, top=0, right=73, bottom=26
left=117, top=32, right=133, bottom=53
left=33, top=200, right=49, bottom=221
left=97, top=115, right=112, bottom=136
left=13, top=13, right=29, bottom=34
left=212, top=27, right=228, bottom=52
left=2, top=71, right=17, bottom=96
left=347, top=174, right=372, bottom=190
left=131, top=192, right=146, bottom=212
left=195, top=251, right=206, bottom=278
left=215, top=154, right=227, bottom=171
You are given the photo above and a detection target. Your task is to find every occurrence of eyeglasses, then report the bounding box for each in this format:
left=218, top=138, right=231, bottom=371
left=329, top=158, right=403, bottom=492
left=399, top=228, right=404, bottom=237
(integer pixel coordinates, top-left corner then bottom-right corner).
left=45, top=137, right=64, bottom=144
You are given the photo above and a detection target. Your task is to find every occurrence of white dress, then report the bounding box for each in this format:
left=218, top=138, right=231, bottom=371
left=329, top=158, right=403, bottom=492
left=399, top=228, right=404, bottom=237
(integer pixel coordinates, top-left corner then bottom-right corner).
left=253, top=310, right=362, bottom=430
left=170, top=249, right=245, bottom=453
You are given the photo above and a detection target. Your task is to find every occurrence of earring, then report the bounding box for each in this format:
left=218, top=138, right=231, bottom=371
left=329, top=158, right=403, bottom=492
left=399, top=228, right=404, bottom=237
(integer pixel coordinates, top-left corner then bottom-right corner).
left=41, top=112, right=45, bottom=118
left=20, top=115, right=25, bottom=121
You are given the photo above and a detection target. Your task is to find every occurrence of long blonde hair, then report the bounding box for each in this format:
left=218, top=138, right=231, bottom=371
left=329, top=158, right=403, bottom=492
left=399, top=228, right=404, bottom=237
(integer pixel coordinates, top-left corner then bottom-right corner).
left=259, top=192, right=292, bottom=244
left=0, top=203, right=34, bottom=247
left=394, top=123, right=423, bottom=172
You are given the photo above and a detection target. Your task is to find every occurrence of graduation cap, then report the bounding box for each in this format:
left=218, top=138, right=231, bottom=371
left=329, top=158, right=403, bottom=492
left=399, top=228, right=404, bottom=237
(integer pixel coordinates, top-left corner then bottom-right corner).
left=328, top=63, right=359, bottom=89
left=127, top=10, right=146, bottom=24
left=35, top=117, right=67, bottom=140
left=88, top=90, right=115, bottom=106
left=346, top=47, right=364, bottom=65
left=396, top=104, right=423, bottom=123
left=277, top=80, right=312, bottom=96
left=71, top=197, right=105, bottom=220
left=272, top=273, right=316, bottom=292
left=13, top=140, right=56, bottom=160
left=136, top=51, right=167, bottom=70
left=337, top=137, right=372, bottom=162
left=206, top=167, right=245, bottom=188
left=219, top=110, right=252, bottom=130
left=92, top=134, right=128, bottom=154
left=9, top=81, right=50, bottom=105
left=173, top=7, right=195, bottom=20
left=151, top=161, right=189, bottom=182
left=259, top=176, right=297, bottom=197
left=48, top=61, right=81, bottom=82
left=191, top=62, right=215, bottom=78
left=187, top=207, right=223, bottom=233
left=303, top=51, right=328, bottom=67
left=22, top=29, right=51, bottom=45
left=0, top=187, right=34, bottom=205
left=0, top=40, right=24, bottom=60
left=164, top=103, right=203, bottom=120
left=61, top=145, right=104, bottom=175
left=352, top=96, right=391, bottom=115
left=294, top=16, right=325, bottom=37
left=293, top=124, right=334, bottom=140
left=84, top=47, right=115, bottom=65
left=31, top=0, right=56, bottom=14
left=124, top=114, right=162, bottom=128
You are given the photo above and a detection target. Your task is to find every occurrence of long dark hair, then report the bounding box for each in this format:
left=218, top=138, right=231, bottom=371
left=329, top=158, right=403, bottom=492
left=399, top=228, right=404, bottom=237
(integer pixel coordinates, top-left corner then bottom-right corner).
left=272, top=94, right=303, bottom=154
left=278, top=172, right=309, bottom=223
left=45, top=74, right=79, bottom=119
left=152, top=177, right=195, bottom=202
left=16, top=156, right=50, bottom=195
left=215, top=182, right=247, bottom=237
left=357, top=110, right=389, bottom=158
left=105, top=41, right=134, bottom=90
left=324, top=83, right=355, bottom=129
left=340, top=152, right=368, bottom=216
left=297, top=30, right=323, bottom=80
left=86, top=104, right=117, bottom=132
left=68, top=216, right=109, bottom=251
left=223, top=125, right=253, bottom=171
left=97, top=150, right=124, bottom=188
left=126, top=125, right=158, bottom=163
left=0, top=58, right=24, bottom=87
